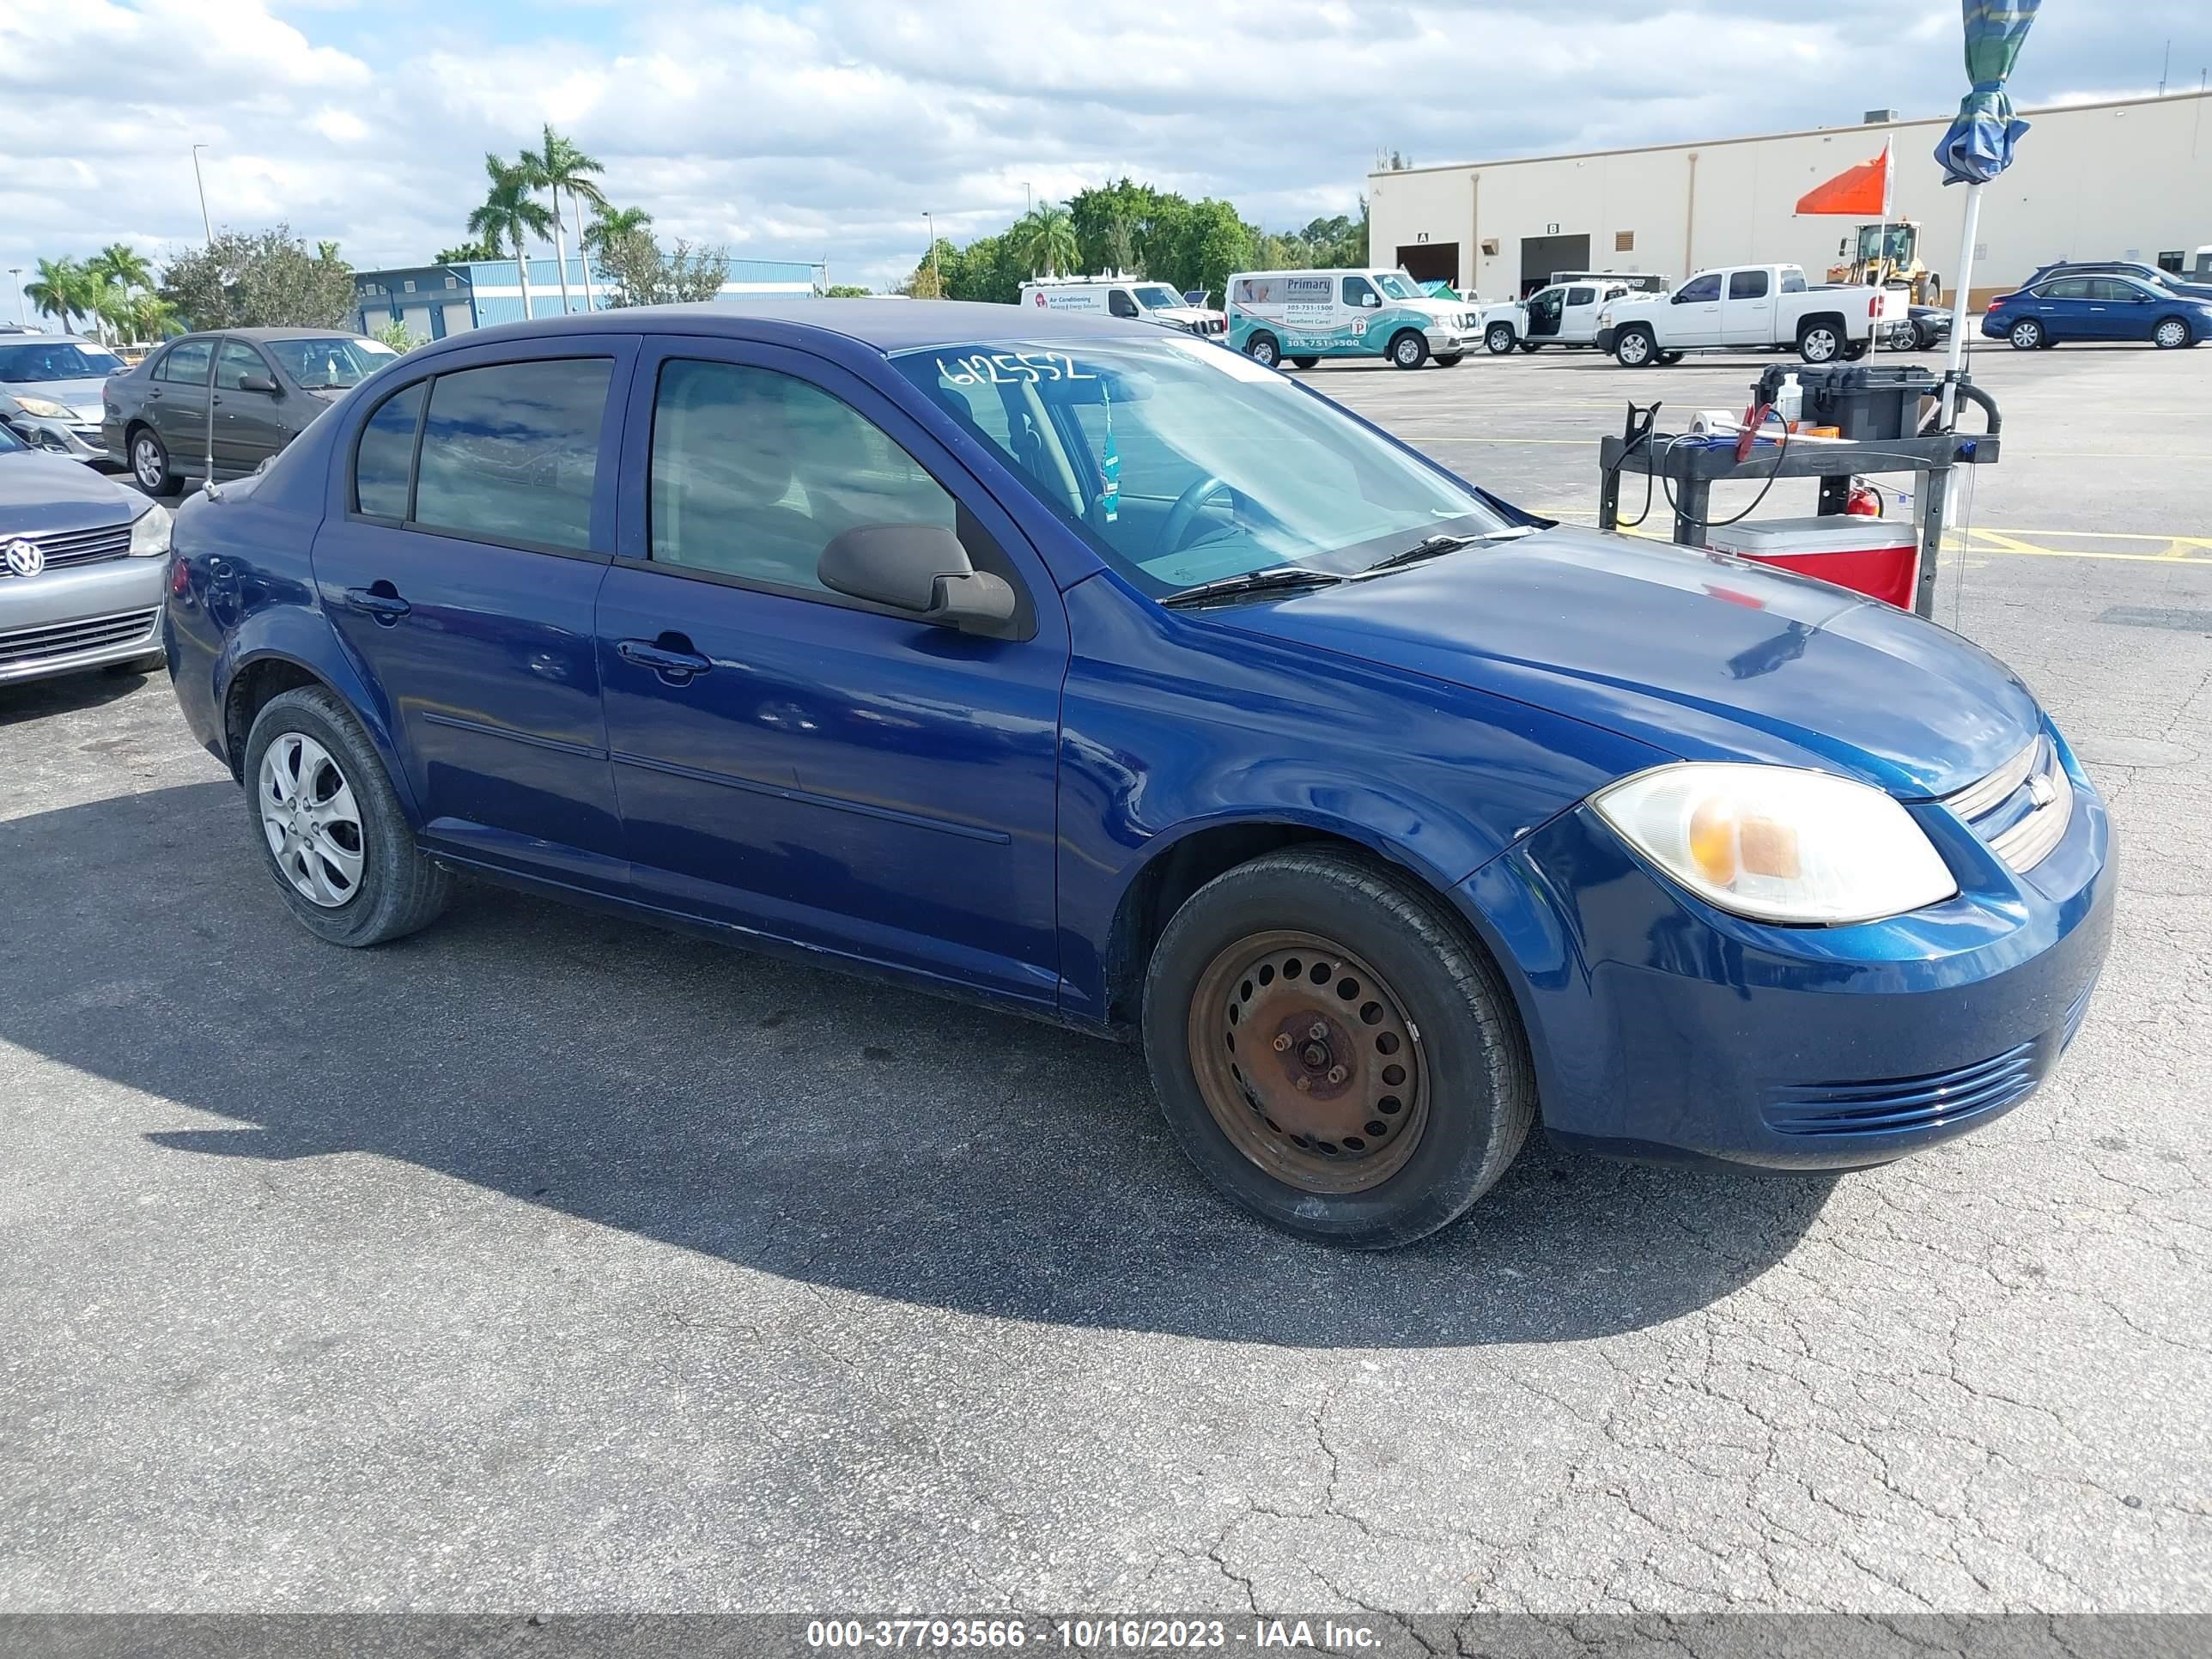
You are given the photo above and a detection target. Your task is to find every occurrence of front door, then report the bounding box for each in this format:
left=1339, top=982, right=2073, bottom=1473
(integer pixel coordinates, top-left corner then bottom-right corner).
left=596, top=339, right=1067, bottom=1007
left=311, top=341, right=634, bottom=890
left=212, top=339, right=289, bottom=475
left=1526, top=287, right=1566, bottom=339
left=2087, top=278, right=2149, bottom=339
left=1722, top=267, right=1778, bottom=344
left=149, top=338, right=214, bottom=475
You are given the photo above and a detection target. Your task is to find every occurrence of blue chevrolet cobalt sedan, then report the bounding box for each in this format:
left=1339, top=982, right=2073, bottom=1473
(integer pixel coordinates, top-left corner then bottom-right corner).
left=161, top=302, right=2112, bottom=1247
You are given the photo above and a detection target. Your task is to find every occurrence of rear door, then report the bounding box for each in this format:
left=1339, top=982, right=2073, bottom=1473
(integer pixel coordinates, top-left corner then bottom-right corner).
left=212, top=339, right=289, bottom=474
left=2034, top=278, right=2090, bottom=338
left=1557, top=284, right=1603, bottom=342
left=1722, top=268, right=1778, bottom=344
left=149, top=338, right=213, bottom=471
left=594, top=337, right=1068, bottom=1006
left=311, top=337, right=635, bottom=890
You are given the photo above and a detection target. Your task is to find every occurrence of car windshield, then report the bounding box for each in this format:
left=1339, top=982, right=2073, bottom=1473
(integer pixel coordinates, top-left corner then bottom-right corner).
left=261, top=337, right=395, bottom=389
left=1373, top=274, right=1419, bottom=300
left=0, top=342, right=125, bottom=383
left=891, top=336, right=1507, bottom=597
left=1133, top=285, right=1186, bottom=312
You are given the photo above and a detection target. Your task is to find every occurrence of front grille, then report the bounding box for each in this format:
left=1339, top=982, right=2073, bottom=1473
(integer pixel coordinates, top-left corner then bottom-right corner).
left=1764, top=1040, right=2045, bottom=1137
left=0, top=521, right=131, bottom=578
left=1942, top=734, right=2074, bottom=875
left=0, top=607, right=159, bottom=666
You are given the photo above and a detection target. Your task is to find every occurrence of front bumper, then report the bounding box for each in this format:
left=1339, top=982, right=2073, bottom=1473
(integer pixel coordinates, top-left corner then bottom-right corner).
left=1423, top=329, right=1472, bottom=352
left=0, top=556, right=166, bottom=684
left=1595, top=326, right=1619, bottom=353
left=1462, top=737, right=2115, bottom=1170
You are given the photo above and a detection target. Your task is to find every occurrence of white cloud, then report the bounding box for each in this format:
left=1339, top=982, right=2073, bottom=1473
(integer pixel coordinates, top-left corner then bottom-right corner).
left=0, top=0, right=2200, bottom=299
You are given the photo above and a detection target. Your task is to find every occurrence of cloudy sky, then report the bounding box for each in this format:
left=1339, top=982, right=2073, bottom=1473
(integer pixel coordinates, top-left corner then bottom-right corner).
left=3, top=0, right=2207, bottom=307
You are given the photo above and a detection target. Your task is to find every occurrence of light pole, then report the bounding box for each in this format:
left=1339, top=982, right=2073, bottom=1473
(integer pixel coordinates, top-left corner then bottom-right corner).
left=7, top=268, right=22, bottom=326
left=925, top=211, right=939, bottom=294
left=191, top=144, right=214, bottom=244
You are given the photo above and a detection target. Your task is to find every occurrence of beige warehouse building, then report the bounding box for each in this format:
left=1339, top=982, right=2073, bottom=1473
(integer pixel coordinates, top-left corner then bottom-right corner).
left=1367, top=90, right=2212, bottom=307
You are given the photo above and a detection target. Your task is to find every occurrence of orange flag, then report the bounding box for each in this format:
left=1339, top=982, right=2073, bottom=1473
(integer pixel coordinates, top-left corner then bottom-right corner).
left=1796, top=146, right=1892, bottom=216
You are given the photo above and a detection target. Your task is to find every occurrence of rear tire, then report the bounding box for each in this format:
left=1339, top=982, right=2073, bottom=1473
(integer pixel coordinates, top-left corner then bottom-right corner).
left=1142, top=848, right=1535, bottom=1249
left=1798, top=320, right=1844, bottom=363
left=1290, top=356, right=1319, bottom=370
left=1432, top=353, right=1464, bottom=368
left=243, top=687, right=450, bottom=948
left=1656, top=351, right=1686, bottom=366
left=1246, top=333, right=1282, bottom=369
left=1485, top=324, right=1516, bottom=355
left=1518, top=341, right=1543, bottom=355
left=130, top=427, right=176, bottom=495
left=2008, top=319, right=2045, bottom=351
left=1389, top=331, right=1428, bottom=370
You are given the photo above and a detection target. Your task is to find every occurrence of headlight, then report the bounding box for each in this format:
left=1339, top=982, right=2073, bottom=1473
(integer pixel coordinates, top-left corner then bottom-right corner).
left=11, top=396, right=71, bottom=420
left=129, top=503, right=173, bottom=558
left=1591, top=763, right=1957, bottom=925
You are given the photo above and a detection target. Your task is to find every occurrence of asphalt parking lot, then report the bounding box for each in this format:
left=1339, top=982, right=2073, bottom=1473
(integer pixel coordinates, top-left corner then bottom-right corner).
left=3, top=342, right=2209, bottom=1619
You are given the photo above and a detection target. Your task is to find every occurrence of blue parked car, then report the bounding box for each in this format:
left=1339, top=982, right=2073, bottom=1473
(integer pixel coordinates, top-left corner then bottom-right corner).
left=162, top=302, right=2113, bottom=1247
left=1984, top=273, right=2212, bottom=350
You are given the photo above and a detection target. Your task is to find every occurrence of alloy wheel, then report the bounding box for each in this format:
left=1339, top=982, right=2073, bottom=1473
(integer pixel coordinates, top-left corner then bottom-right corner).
left=1188, top=928, right=1429, bottom=1195
left=258, top=732, right=366, bottom=908
left=134, top=436, right=163, bottom=492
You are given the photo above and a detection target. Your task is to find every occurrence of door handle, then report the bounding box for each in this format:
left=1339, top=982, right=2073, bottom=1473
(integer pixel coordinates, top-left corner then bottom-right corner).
left=342, top=585, right=411, bottom=623
left=617, top=637, right=713, bottom=680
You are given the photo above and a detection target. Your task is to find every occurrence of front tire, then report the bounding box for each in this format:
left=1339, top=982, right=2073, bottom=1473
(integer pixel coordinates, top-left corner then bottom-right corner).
left=130, top=428, right=176, bottom=495
left=243, top=687, right=450, bottom=947
left=1613, top=326, right=1656, bottom=368
left=1389, top=331, right=1428, bottom=370
left=2154, top=318, right=2192, bottom=349
left=1486, top=324, right=1516, bottom=355
left=1246, top=333, right=1281, bottom=369
left=1141, top=848, right=1535, bottom=1249
left=2008, top=319, right=2045, bottom=351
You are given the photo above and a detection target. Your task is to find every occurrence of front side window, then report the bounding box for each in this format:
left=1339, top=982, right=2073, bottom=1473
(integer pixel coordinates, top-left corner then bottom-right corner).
left=1133, top=285, right=1186, bottom=313
left=353, top=380, right=426, bottom=518
left=1373, top=274, right=1418, bottom=301
left=1675, top=275, right=1722, bottom=304
left=892, top=337, right=1506, bottom=597
left=157, top=341, right=213, bottom=386
left=410, top=358, right=611, bottom=550
left=0, top=341, right=125, bottom=383
left=1108, top=289, right=1140, bottom=319
left=215, top=342, right=270, bottom=390
left=1341, top=276, right=1379, bottom=308
left=649, top=359, right=955, bottom=593
left=1728, top=270, right=1771, bottom=301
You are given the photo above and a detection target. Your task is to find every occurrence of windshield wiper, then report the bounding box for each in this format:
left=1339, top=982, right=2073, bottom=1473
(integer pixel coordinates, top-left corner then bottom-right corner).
left=1358, top=526, right=1540, bottom=577
left=1159, top=567, right=1346, bottom=609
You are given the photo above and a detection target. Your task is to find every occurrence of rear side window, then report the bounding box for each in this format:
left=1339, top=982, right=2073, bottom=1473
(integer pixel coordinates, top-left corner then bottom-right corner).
left=158, top=341, right=212, bottom=386
left=1728, top=270, right=1771, bottom=300
left=1780, top=269, right=1809, bottom=294
left=411, top=359, right=612, bottom=551
left=1565, top=286, right=1597, bottom=307
left=354, top=380, right=426, bottom=518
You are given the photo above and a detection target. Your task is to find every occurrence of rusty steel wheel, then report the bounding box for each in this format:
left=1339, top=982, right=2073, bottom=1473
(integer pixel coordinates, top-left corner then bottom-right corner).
left=1188, top=928, right=1428, bottom=1194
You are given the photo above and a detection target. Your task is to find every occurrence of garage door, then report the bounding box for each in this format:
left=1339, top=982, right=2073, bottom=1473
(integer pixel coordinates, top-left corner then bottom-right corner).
left=1395, top=242, right=1461, bottom=287
left=1519, top=234, right=1591, bottom=297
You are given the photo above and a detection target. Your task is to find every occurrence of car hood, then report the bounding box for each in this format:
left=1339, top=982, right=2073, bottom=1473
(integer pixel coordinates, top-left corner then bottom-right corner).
left=0, top=450, right=144, bottom=532
left=1204, top=526, right=2039, bottom=799
left=4, top=374, right=111, bottom=420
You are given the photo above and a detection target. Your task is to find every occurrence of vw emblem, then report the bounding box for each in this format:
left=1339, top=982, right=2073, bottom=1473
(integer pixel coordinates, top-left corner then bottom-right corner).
left=3, top=539, right=45, bottom=579
left=2027, top=774, right=2057, bottom=808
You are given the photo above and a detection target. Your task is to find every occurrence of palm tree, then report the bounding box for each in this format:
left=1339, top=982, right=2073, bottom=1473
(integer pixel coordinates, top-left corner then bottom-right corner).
left=124, top=292, right=179, bottom=345
left=84, top=243, right=155, bottom=345
left=467, top=155, right=554, bottom=322
left=583, top=204, right=653, bottom=257
left=525, top=125, right=610, bottom=313
left=1018, top=204, right=1080, bottom=278
left=434, top=238, right=501, bottom=264
left=24, top=257, right=99, bottom=335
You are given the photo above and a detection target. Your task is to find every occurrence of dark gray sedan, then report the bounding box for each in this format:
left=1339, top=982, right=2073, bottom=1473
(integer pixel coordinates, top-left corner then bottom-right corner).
left=102, top=328, right=399, bottom=495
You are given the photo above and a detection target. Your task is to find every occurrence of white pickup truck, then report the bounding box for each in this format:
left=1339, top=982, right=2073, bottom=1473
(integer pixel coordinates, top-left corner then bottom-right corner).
left=1595, top=264, right=1905, bottom=367
left=1475, top=277, right=1647, bottom=355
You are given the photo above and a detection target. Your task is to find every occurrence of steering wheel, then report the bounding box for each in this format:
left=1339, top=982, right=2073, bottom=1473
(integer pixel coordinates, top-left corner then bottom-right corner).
left=1154, top=474, right=1233, bottom=560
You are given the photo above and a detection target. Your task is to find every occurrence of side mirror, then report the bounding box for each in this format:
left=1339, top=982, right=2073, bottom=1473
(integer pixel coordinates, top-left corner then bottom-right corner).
left=238, top=374, right=280, bottom=394
left=817, top=524, right=1016, bottom=635
left=1360, top=294, right=1381, bottom=308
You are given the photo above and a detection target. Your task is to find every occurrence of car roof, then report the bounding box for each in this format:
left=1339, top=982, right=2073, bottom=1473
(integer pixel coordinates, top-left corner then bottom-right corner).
left=164, top=326, right=374, bottom=343
left=396, top=300, right=1170, bottom=357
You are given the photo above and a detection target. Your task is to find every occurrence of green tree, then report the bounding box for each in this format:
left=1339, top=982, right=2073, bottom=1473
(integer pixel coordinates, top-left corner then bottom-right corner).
left=520, top=125, right=608, bottom=313
left=467, top=155, right=554, bottom=321
left=1069, top=179, right=1166, bottom=275
left=158, top=226, right=358, bottom=330
left=1016, top=204, right=1080, bottom=277
left=434, top=238, right=502, bottom=264
left=582, top=204, right=653, bottom=258
left=315, top=240, right=343, bottom=264
left=371, top=317, right=417, bottom=352
left=24, top=257, right=99, bottom=333
left=1147, top=198, right=1249, bottom=298
left=822, top=283, right=873, bottom=298
left=597, top=230, right=731, bottom=309
left=122, top=292, right=179, bottom=343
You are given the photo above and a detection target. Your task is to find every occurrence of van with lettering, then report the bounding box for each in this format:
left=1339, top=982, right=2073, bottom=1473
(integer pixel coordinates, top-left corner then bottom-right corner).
left=1225, top=269, right=1479, bottom=370
left=1018, top=277, right=1227, bottom=338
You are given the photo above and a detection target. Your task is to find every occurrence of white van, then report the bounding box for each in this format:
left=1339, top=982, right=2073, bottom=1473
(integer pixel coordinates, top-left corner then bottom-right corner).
left=1018, top=277, right=1227, bottom=337
left=1224, top=269, right=1478, bottom=369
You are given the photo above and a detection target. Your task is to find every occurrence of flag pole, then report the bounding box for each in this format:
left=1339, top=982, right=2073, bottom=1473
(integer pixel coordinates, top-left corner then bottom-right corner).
left=1939, top=182, right=1985, bottom=424
left=1872, top=134, right=1893, bottom=356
